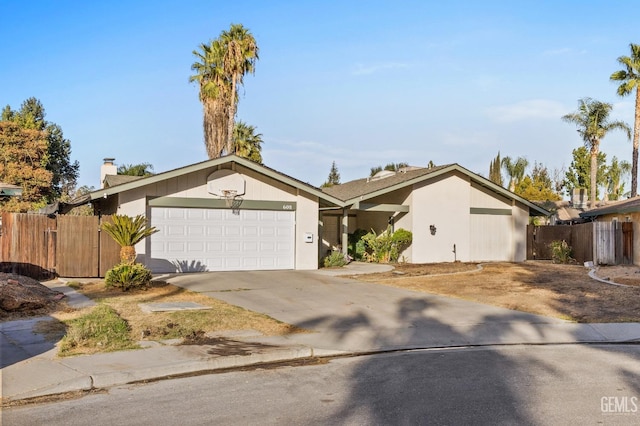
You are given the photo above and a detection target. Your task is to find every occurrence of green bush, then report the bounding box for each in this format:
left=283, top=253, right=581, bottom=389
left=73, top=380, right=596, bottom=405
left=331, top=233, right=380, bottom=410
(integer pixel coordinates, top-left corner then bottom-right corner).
left=348, top=229, right=368, bottom=260
left=323, top=251, right=348, bottom=268
left=550, top=240, right=573, bottom=264
left=105, top=262, right=152, bottom=291
left=361, top=226, right=413, bottom=263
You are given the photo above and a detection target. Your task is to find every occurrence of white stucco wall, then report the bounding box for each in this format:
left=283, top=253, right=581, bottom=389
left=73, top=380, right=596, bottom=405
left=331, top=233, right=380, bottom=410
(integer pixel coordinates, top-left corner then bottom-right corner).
left=411, top=172, right=471, bottom=263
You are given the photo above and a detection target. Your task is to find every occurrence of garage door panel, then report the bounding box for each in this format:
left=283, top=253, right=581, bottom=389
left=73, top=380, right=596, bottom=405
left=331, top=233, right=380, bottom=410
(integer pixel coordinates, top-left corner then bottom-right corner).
left=150, top=207, right=295, bottom=272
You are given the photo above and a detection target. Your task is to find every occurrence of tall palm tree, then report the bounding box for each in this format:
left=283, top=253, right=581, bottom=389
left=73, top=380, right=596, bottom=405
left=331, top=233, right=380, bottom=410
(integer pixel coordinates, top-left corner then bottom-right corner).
left=220, top=24, right=259, bottom=155
left=501, top=156, right=528, bottom=192
left=190, top=41, right=230, bottom=159
left=233, top=121, right=263, bottom=164
left=610, top=43, right=640, bottom=197
left=562, top=98, right=631, bottom=207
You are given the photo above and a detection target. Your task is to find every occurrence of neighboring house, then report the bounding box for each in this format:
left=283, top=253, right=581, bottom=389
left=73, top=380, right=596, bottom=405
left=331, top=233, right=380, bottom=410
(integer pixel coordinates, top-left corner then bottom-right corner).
left=82, top=156, right=548, bottom=273
left=321, top=164, right=549, bottom=263
left=580, top=196, right=640, bottom=265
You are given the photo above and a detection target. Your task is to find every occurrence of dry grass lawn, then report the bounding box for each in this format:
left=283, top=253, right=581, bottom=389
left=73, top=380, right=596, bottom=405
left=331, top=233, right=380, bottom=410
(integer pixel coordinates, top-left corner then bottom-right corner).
left=47, top=280, right=302, bottom=355
left=353, top=261, right=640, bottom=323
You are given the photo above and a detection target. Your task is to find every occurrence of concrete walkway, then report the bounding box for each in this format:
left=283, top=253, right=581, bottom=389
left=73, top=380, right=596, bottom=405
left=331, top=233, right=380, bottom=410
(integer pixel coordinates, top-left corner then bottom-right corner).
left=2, top=263, right=640, bottom=403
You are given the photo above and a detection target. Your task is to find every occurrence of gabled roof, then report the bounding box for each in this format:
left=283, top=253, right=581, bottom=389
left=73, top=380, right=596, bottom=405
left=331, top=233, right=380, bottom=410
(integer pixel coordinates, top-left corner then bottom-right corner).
left=88, top=155, right=343, bottom=207
left=580, top=196, right=640, bottom=218
left=323, top=163, right=550, bottom=216
left=103, top=174, right=143, bottom=188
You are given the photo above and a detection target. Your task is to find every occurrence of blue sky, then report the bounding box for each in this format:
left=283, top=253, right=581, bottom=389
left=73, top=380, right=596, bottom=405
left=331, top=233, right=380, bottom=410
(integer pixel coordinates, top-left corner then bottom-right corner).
left=2, top=1, right=639, bottom=193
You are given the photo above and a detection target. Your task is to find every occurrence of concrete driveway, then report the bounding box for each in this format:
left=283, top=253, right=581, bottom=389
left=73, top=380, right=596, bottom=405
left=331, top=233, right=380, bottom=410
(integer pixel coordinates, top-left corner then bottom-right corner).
left=164, top=267, right=616, bottom=353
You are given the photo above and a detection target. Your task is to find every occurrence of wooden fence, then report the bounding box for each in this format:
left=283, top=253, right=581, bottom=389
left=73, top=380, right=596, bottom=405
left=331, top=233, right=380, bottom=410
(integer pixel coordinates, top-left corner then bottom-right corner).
left=0, top=213, right=120, bottom=279
left=527, top=221, right=633, bottom=265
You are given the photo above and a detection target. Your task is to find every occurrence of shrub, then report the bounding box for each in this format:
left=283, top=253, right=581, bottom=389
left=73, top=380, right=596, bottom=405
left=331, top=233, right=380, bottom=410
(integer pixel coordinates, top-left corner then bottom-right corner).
left=348, top=229, right=368, bottom=260
left=105, top=263, right=152, bottom=291
left=550, top=240, right=573, bottom=264
left=101, top=215, right=158, bottom=264
left=323, top=250, right=349, bottom=268
left=362, top=226, right=413, bottom=263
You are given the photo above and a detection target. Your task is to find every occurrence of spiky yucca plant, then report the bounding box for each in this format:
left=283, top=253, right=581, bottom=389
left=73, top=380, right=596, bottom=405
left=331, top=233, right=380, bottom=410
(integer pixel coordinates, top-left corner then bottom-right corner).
left=101, top=215, right=158, bottom=264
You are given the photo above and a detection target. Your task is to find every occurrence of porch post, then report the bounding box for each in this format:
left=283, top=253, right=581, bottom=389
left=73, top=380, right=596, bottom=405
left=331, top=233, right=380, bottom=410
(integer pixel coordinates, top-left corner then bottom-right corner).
left=342, top=208, right=349, bottom=255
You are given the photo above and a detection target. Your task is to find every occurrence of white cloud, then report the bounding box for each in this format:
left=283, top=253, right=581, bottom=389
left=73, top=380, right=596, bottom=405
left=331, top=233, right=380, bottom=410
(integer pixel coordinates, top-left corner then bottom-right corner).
left=351, top=62, right=409, bottom=76
left=485, top=99, right=569, bottom=123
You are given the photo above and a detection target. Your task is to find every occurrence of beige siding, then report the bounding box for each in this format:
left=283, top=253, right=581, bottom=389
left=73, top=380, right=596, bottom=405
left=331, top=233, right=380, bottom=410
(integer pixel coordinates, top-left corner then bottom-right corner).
left=411, top=172, right=471, bottom=263
left=295, top=192, right=320, bottom=270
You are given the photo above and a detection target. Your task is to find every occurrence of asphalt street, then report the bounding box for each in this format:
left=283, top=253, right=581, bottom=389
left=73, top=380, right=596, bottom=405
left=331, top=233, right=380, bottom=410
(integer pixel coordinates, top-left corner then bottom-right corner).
left=5, top=343, right=640, bottom=425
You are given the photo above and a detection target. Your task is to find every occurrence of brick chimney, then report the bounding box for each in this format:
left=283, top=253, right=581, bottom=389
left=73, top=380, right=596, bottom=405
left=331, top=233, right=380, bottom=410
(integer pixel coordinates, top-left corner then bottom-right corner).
left=100, top=158, right=117, bottom=188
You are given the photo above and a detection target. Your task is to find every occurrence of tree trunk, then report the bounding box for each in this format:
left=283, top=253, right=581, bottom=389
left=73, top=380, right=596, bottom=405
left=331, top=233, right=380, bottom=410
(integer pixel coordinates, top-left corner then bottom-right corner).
left=590, top=144, right=598, bottom=208
left=632, top=88, right=640, bottom=197
left=226, top=75, right=237, bottom=155
left=121, top=246, right=136, bottom=264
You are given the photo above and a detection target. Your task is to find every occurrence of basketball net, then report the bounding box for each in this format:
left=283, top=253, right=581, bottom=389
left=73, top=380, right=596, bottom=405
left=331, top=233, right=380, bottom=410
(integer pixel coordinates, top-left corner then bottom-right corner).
left=221, top=189, right=242, bottom=215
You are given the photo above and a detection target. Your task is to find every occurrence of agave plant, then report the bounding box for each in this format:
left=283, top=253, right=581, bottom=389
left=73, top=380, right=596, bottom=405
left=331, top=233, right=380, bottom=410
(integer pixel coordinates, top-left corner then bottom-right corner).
left=101, top=214, right=158, bottom=264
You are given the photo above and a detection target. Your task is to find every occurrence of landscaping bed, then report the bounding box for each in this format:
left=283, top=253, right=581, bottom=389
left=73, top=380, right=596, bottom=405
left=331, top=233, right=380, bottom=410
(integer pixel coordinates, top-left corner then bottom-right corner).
left=354, top=261, right=640, bottom=323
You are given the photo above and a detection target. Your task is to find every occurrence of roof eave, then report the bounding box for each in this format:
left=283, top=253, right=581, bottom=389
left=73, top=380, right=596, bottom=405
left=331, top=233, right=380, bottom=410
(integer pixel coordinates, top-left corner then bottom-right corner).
left=89, top=155, right=344, bottom=207
left=342, top=164, right=550, bottom=216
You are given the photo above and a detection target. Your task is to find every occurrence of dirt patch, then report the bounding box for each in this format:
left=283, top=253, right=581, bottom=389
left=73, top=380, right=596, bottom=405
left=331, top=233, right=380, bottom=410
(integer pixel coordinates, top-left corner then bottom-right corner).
left=593, top=265, right=640, bottom=287
left=354, top=261, right=640, bottom=323
left=0, top=274, right=68, bottom=321
left=181, top=330, right=277, bottom=356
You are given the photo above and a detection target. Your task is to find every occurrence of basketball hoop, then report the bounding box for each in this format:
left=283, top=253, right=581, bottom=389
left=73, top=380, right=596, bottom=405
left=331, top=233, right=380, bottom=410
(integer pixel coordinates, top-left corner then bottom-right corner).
left=221, top=189, right=242, bottom=215
left=221, top=189, right=237, bottom=208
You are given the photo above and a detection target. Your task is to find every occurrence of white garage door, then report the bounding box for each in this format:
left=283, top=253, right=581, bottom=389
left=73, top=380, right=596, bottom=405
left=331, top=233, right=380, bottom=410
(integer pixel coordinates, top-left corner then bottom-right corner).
left=149, top=207, right=295, bottom=273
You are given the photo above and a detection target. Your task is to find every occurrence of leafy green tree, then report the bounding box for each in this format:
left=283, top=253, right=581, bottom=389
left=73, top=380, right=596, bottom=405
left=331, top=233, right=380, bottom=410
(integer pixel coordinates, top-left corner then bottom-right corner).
left=370, top=162, right=409, bottom=176
left=1, top=98, right=79, bottom=200
left=515, top=162, right=561, bottom=201
left=606, top=156, right=632, bottom=200
left=322, top=161, right=341, bottom=187
left=0, top=121, right=51, bottom=212
left=489, top=152, right=503, bottom=186
left=233, top=121, right=263, bottom=163
left=501, top=156, right=528, bottom=192
left=562, top=98, right=630, bottom=206
left=118, top=163, right=154, bottom=176
left=564, top=146, right=607, bottom=199
left=611, top=43, right=640, bottom=197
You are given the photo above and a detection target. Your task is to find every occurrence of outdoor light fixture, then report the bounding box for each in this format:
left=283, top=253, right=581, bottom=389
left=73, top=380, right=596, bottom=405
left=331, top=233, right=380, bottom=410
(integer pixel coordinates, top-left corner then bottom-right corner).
left=430, top=225, right=436, bottom=235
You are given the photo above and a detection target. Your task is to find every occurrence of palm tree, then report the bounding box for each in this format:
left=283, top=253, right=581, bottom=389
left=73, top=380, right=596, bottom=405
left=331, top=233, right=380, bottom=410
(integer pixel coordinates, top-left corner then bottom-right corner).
left=233, top=121, right=263, bottom=163
left=118, top=163, right=154, bottom=177
left=101, top=215, right=158, bottom=264
left=611, top=43, right=640, bottom=197
left=501, top=156, right=528, bottom=192
left=562, top=98, right=631, bottom=207
left=220, top=24, right=259, bottom=155
left=190, top=41, right=230, bottom=159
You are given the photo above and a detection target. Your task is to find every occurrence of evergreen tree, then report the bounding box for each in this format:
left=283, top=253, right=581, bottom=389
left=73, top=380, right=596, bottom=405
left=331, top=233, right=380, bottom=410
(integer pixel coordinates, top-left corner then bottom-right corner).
left=489, top=152, right=503, bottom=186
left=321, top=161, right=341, bottom=187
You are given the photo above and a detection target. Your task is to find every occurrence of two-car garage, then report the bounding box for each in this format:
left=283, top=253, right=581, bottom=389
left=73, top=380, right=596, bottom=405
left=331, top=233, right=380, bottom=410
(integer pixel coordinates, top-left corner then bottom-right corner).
left=148, top=207, right=295, bottom=273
